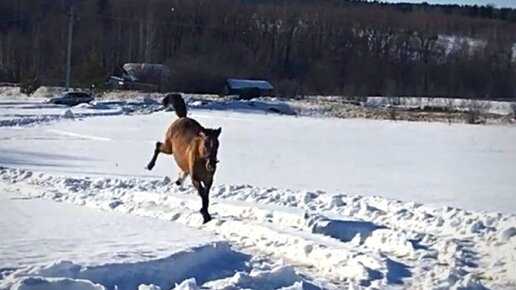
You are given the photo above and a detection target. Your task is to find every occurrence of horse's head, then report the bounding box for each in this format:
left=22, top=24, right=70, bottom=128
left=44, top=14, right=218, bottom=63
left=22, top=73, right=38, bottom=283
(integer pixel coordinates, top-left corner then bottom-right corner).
left=199, top=127, right=221, bottom=172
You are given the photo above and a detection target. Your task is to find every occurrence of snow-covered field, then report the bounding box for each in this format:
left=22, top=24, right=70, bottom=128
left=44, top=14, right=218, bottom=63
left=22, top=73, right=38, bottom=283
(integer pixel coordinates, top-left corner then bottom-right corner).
left=1, top=95, right=515, bottom=290
left=0, top=192, right=246, bottom=290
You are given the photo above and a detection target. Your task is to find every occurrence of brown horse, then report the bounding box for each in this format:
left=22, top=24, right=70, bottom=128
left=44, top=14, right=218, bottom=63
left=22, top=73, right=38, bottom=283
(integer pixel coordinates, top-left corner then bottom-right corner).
left=146, top=93, right=221, bottom=223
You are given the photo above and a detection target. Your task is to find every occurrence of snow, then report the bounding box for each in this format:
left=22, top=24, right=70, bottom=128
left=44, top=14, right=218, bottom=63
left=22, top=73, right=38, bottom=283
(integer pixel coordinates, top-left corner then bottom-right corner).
left=0, top=94, right=299, bottom=128
left=2, top=166, right=515, bottom=289
left=0, top=191, right=250, bottom=290
left=501, top=227, right=516, bottom=242
left=437, top=35, right=486, bottom=56
left=226, top=79, right=274, bottom=90
left=365, top=96, right=515, bottom=115
left=32, top=86, right=67, bottom=99
left=1, top=93, right=515, bottom=289
left=0, top=99, right=127, bottom=127
left=0, top=87, right=24, bottom=98
left=122, top=63, right=169, bottom=80
left=1, top=101, right=515, bottom=213
left=12, top=277, right=106, bottom=290
left=201, top=266, right=321, bottom=290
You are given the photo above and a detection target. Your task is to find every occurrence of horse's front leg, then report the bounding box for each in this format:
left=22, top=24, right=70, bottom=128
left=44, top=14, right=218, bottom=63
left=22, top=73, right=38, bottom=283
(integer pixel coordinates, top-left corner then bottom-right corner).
left=192, top=178, right=211, bottom=224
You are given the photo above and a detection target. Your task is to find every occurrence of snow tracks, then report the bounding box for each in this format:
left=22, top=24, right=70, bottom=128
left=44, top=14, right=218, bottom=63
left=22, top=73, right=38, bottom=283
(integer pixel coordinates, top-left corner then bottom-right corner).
left=1, top=167, right=515, bottom=290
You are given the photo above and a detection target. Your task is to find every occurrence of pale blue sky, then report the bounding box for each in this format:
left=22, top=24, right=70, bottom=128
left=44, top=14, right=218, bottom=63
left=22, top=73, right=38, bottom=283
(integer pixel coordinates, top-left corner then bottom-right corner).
left=379, top=0, right=516, bottom=8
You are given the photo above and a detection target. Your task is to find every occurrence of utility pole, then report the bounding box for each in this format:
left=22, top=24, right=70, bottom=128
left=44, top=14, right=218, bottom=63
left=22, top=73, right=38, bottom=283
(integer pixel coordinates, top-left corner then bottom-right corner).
left=65, top=4, right=75, bottom=91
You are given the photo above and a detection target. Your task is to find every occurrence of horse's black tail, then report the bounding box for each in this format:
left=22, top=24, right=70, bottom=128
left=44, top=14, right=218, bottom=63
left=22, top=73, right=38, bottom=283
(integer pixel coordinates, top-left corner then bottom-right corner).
left=163, top=93, right=187, bottom=118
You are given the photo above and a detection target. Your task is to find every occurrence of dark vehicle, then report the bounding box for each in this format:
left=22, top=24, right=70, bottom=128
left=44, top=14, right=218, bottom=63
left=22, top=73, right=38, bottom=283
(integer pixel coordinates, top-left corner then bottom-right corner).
left=49, top=92, right=94, bottom=106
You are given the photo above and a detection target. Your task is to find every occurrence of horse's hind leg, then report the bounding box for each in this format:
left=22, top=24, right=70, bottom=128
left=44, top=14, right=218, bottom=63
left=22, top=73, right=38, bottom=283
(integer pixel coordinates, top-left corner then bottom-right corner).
left=175, top=171, right=188, bottom=186
left=146, top=140, right=172, bottom=170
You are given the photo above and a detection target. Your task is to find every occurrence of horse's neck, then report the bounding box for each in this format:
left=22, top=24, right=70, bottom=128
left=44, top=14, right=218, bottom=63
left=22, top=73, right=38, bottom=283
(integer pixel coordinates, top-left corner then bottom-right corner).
left=189, top=137, right=207, bottom=160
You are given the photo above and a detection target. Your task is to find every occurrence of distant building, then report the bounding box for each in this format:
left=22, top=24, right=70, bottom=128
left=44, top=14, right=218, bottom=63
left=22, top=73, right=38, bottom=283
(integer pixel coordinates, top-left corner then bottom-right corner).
left=108, top=63, right=169, bottom=92
left=221, top=78, right=274, bottom=99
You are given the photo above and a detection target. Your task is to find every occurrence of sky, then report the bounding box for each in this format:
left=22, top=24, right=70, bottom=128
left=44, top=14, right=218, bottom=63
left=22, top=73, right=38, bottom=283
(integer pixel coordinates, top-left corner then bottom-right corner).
left=379, top=0, right=516, bottom=8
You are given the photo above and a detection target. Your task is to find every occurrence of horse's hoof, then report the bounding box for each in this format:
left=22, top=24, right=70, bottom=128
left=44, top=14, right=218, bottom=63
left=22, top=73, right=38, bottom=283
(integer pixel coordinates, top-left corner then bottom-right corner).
left=146, top=163, right=154, bottom=171
left=202, top=214, right=212, bottom=224
left=200, top=211, right=212, bottom=224
left=175, top=180, right=182, bottom=186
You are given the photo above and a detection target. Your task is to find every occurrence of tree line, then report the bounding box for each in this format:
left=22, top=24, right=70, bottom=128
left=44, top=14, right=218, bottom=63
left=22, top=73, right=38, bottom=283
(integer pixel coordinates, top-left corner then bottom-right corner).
left=1, top=0, right=516, bottom=99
